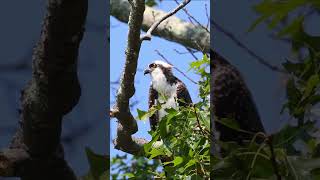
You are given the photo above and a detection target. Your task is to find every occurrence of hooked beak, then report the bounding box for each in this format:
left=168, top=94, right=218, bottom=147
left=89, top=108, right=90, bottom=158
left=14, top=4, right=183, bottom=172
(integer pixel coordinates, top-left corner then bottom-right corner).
left=144, top=68, right=150, bottom=75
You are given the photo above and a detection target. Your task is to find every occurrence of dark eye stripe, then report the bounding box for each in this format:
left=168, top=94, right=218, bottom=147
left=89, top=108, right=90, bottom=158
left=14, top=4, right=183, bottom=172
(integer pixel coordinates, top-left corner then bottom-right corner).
left=149, top=63, right=157, bottom=68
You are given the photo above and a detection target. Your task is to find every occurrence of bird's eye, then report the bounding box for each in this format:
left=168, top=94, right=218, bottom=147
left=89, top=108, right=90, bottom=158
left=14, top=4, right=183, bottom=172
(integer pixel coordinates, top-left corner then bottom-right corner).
left=149, top=63, right=157, bottom=68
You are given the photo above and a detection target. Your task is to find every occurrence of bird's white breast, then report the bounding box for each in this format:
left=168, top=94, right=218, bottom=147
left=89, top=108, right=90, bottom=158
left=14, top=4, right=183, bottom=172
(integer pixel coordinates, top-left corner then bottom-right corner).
left=151, top=68, right=176, bottom=96
left=150, top=68, right=178, bottom=119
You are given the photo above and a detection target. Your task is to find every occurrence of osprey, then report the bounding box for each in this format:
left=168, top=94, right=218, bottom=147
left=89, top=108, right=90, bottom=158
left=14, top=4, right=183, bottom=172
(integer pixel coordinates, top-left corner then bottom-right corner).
left=211, top=50, right=265, bottom=143
left=144, top=61, right=192, bottom=130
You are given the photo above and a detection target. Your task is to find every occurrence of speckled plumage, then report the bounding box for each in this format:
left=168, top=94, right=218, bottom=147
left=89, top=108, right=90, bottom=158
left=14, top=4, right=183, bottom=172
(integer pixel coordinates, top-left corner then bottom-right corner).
left=211, top=51, right=265, bottom=143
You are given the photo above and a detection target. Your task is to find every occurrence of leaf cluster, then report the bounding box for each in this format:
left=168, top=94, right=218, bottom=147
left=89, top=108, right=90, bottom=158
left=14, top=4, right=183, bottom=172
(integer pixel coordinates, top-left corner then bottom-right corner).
left=212, top=1, right=320, bottom=179
left=141, top=55, right=211, bottom=179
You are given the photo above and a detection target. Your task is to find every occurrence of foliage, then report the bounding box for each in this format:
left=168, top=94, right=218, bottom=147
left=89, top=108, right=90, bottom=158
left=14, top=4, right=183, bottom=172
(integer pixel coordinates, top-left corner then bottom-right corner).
left=142, top=54, right=210, bottom=179
left=110, top=154, right=161, bottom=179
left=212, top=0, right=320, bottom=179
left=111, top=55, right=211, bottom=179
left=82, top=147, right=109, bottom=180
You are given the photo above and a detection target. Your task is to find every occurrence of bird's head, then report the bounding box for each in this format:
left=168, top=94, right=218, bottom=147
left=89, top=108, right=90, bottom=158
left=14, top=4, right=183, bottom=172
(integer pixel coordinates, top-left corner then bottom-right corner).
left=143, top=61, right=173, bottom=77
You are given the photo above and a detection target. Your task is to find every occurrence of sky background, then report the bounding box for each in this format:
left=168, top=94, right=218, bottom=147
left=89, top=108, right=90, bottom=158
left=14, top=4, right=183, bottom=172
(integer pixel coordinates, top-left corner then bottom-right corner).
left=213, top=0, right=319, bottom=131
left=213, top=0, right=290, bottom=133
left=213, top=0, right=319, bottom=132
left=0, top=1, right=107, bottom=179
left=110, top=0, right=320, bottom=170
left=0, top=0, right=318, bottom=179
left=110, top=0, right=210, bottom=171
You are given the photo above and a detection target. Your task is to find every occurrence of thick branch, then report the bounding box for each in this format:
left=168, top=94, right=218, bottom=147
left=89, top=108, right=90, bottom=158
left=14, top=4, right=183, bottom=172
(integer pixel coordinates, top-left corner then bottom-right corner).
left=0, top=0, right=87, bottom=178
left=112, top=0, right=194, bottom=157
left=111, top=0, right=286, bottom=73
left=0, top=149, right=29, bottom=177
left=140, top=0, right=191, bottom=41
left=112, top=0, right=147, bottom=156
left=111, top=0, right=209, bottom=52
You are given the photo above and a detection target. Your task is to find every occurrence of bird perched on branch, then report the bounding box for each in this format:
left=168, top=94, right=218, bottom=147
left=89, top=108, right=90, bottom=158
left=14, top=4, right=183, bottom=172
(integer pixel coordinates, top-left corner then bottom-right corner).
left=211, top=50, right=265, bottom=144
left=144, top=60, right=192, bottom=131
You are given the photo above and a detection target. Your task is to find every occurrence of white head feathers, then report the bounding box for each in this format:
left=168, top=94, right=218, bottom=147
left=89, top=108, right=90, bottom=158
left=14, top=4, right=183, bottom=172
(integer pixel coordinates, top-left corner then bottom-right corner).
left=153, top=60, right=173, bottom=69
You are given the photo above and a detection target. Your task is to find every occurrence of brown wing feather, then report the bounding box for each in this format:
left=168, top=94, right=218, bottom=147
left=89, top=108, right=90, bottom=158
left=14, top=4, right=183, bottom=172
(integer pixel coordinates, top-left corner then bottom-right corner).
left=176, top=81, right=192, bottom=106
left=148, top=84, right=159, bottom=131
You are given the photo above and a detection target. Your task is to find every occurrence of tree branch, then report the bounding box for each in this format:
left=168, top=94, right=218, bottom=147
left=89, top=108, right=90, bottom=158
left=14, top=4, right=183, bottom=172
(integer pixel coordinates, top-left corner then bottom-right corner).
left=111, top=0, right=285, bottom=74
left=267, top=135, right=282, bottom=180
left=0, top=0, right=87, bottom=178
left=140, top=0, right=191, bottom=41
left=211, top=20, right=286, bottom=73
left=111, top=0, right=209, bottom=52
left=0, top=148, right=29, bottom=177
left=111, top=0, right=147, bottom=156
left=173, top=0, right=209, bottom=33
left=111, top=0, right=194, bottom=157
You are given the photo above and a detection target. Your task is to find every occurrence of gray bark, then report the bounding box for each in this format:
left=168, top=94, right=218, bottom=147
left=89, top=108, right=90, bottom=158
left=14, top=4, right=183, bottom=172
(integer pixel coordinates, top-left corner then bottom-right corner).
left=0, top=0, right=87, bottom=179
left=110, top=0, right=210, bottom=52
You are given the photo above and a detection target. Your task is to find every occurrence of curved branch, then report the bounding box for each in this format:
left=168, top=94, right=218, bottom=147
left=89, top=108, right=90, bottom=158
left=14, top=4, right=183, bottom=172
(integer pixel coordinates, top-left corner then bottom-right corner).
left=111, top=0, right=147, bottom=156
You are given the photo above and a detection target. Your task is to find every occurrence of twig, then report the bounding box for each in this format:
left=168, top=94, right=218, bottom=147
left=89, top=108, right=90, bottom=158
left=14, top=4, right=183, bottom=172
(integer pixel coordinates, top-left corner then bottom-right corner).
left=173, top=48, right=199, bottom=60
left=174, top=0, right=209, bottom=33
left=267, top=135, right=282, bottom=180
left=205, top=3, right=210, bottom=29
left=154, top=50, right=198, bottom=84
left=187, top=17, right=196, bottom=26
left=185, top=47, right=199, bottom=60
left=140, top=0, right=191, bottom=41
left=193, top=104, right=207, bottom=137
left=111, top=0, right=210, bottom=52
left=211, top=20, right=286, bottom=73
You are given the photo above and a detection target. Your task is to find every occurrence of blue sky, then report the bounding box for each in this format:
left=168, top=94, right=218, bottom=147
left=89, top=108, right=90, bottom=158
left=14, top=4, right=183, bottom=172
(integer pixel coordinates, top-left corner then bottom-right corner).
left=110, top=0, right=210, bottom=167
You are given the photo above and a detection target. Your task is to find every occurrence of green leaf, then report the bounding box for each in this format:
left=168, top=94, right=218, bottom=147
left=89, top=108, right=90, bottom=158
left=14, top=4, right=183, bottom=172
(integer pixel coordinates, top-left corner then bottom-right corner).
left=247, top=14, right=269, bottom=32
left=286, top=78, right=302, bottom=105
left=282, top=60, right=304, bottom=76
left=136, top=109, right=148, bottom=120
left=184, top=159, right=196, bottom=169
left=309, top=95, right=320, bottom=106
left=303, top=74, right=320, bottom=99
left=122, top=173, right=135, bottom=178
left=144, top=132, right=160, bottom=153
left=149, top=148, right=165, bottom=159
left=215, top=118, right=241, bottom=132
left=173, top=156, right=184, bottom=167
left=85, top=147, right=109, bottom=180
left=273, top=123, right=313, bottom=149
left=286, top=156, right=320, bottom=178
left=250, top=0, right=307, bottom=31
left=277, top=16, right=304, bottom=37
